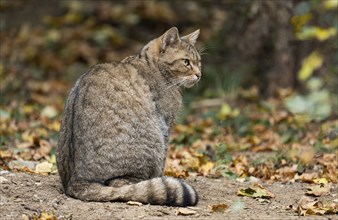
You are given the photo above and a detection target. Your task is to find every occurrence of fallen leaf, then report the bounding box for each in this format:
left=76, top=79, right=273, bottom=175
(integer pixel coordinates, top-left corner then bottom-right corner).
left=127, top=201, right=143, bottom=206
left=210, top=203, right=229, bottom=213
left=33, top=210, right=57, bottom=220
left=176, top=208, right=197, bottom=216
left=296, top=196, right=338, bottom=216
left=33, top=140, right=52, bottom=160
left=313, top=178, right=329, bottom=184
left=0, top=149, right=13, bottom=158
left=305, top=184, right=331, bottom=197
left=164, top=167, right=189, bottom=178
left=35, top=161, right=53, bottom=173
left=237, top=185, right=275, bottom=199
left=200, top=161, right=215, bottom=175
left=41, top=105, right=58, bottom=119
left=16, top=142, right=33, bottom=149
left=297, top=173, right=319, bottom=183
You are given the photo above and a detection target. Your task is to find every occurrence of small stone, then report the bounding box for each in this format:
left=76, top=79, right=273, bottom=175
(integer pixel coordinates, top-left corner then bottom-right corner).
left=127, top=201, right=143, bottom=206
left=176, top=208, right=197, bottom=216
left=0, top=170, right=9, bottom=175
left=21, top=214, right=29, bottom=220
left=249, top=176, right=261, bottom=183
left=0, top=176, right=9, bottom=184
left=8, top=160, right=38, bottom=171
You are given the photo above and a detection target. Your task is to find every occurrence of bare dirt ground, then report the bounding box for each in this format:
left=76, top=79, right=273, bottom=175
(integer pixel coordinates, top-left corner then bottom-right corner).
left=1, top=171, right=336, bottom=220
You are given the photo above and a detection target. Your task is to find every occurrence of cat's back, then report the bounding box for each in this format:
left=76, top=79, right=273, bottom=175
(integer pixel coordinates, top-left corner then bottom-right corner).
left=73, top=61, right=154, bottom=112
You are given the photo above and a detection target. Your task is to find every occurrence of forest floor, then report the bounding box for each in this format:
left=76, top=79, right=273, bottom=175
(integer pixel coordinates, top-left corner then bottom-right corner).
left=1, top=171, right=336, bottom=220
left=1, top=1, right=337, bottom=219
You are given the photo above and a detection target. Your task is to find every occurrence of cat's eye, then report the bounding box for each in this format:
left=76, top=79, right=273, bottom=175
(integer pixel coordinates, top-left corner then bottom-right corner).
left=183, top=59, right=190, bottom=66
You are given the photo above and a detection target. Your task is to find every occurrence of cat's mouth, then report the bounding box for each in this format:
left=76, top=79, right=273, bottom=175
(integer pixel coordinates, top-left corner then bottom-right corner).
left=183, top=74, right=200, bottom=88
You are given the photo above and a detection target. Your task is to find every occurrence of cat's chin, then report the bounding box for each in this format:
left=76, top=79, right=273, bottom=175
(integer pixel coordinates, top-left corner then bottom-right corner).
left=183, top=80, right=199, bottom=88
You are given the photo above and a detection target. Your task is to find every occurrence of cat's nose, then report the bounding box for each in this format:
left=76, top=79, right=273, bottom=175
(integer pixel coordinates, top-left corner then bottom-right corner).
left=195, top=71, right=201, bottom=80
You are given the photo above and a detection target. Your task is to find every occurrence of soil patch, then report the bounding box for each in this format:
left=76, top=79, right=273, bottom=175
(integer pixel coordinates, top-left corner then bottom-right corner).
left=1, top=171, right=334, bottom=219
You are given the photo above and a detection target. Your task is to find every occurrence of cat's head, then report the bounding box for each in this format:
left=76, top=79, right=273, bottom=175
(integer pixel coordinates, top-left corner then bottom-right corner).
left=148, top=27, right=202, bottom=88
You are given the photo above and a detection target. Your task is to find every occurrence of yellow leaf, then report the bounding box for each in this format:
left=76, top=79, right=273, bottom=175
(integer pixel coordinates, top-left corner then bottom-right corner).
left=323, top=0, right=338, bottom=10
left=23, top=105, right=34, bottom=114
left=0, top=63, right=3, bottom=76
left=298, top=51, right=323, bottom=81
left=219, top=103, right=232, bottom=120
left=219, top=103, right=239, bottom=120
left=237, top=186, right=275, bottom=199
left=296, top=26, right=337, bottom=41
left=313, top=178, right=329, bottom=184
left=35, top=211, right=57, bottom=220
left=316, top=27, right=337, bottom=41
left=291, top=13, right=313, bottom=32
left=49, top=154, right=57, bottom=165
left=22, top=131, right=35, bottom=143
left=200, top=161, right=215, bottom=174
left=46, top=121, right=61, bottom=132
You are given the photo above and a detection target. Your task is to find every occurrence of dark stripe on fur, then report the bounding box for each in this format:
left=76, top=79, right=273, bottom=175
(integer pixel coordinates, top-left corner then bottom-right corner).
left=180, top=181, right=192, bottom=206
left=144, top=52, right=151, bottom=67
left=162, top=178, right=177, bottom=206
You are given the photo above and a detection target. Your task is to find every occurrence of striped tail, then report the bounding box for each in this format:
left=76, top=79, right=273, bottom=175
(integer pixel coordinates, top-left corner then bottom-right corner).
left=115, top=177, right=198, bottom=207
left=65, top=176, right=198, bottom=207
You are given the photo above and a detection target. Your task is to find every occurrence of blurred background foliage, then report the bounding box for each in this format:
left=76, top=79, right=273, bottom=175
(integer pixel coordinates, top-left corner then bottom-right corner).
left=0, top=0, right=337, bottom=183
left=0, top=0, right=337, bottom=122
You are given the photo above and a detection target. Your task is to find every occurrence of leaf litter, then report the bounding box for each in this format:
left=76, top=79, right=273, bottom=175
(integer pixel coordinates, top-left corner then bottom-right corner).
left=0, top=1, right=337, bottom=218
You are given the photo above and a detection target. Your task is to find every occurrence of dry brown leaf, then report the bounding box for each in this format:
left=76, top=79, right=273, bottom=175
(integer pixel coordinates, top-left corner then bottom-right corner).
left=297, top=173, right=319, bottom=183
left=33, top=140, right=52, bottom=160
left=210, top=203, right=229, bottom=213
left=305, top=184, right=332, bottom=197
left=176, top=208, right=197, bottom=216
left=164, top=169, right=189, bottom=178
left=0, top=149, right=12, bottom=158
left=296, top=196, right=338, bottom=216
left=16, top=142, right=33, bottom=149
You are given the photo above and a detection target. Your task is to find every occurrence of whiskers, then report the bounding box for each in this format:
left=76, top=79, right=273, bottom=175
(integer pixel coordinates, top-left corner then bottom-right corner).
left=198, top=45, right=214, bottom=56
left=164, top=77, right=189, bottom=91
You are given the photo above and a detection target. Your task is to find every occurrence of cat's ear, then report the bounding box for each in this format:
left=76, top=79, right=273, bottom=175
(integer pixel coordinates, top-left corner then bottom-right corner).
left=161, top=27, right=180, bottom=50
left=181, top=29, right=200, bottom=45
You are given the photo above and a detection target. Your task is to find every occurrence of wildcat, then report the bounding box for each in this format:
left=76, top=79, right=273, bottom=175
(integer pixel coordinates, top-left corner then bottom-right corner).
left=56, top=27, right=201, bottom=207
